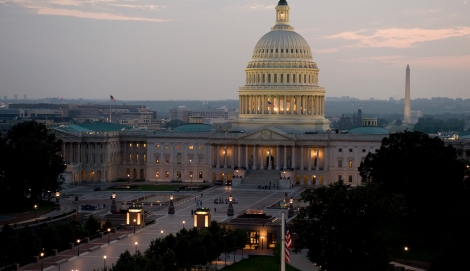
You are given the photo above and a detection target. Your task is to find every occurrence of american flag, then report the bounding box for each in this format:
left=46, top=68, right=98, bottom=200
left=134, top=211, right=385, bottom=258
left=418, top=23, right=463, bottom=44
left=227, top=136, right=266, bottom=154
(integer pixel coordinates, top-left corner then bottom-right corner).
left=267, top=101, right=275, bottom=108
left=110, top=95, right=116, bottom=102
left=285, top=220, right=292, bottom=263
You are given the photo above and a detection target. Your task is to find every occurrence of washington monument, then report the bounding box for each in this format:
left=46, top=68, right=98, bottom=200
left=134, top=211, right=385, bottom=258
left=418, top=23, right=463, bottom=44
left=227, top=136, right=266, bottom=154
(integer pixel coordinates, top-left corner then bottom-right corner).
left=404, top=65, right=410, bottom=123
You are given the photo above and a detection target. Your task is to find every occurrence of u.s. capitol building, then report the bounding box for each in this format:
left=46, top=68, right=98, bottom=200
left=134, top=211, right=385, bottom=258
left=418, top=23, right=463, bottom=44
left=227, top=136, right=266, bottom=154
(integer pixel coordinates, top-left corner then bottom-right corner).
left=53, top=0, right=470, bottom=187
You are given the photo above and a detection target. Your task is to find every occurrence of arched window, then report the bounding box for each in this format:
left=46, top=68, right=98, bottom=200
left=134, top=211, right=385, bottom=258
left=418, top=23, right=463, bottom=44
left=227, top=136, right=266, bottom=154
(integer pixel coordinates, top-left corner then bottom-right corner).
left=177, top=153, right=182, bottom=164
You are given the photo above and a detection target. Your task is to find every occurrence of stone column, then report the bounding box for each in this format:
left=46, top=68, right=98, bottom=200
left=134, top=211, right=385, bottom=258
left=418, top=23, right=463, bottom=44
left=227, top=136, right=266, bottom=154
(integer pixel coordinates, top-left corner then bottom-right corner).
left=260, top=145, right=264, bottom=170
left=284, top=146, right=287, bottom=169
left=238, top=145, right=241, bottom=168
left=252, top=145, right=257, bottom=170
left=292, top=145, right=296, bottom=169
left=276, top=145, right=280, bottom=170
left=283, top=95, right=287, bottom=114
left=245, top=145, right=249, bottom=168
left=231, top=145, right=235, bottom=168
left=268, top=146, right=272, bottom=170
left=308, top=146, right=312, bottom=170
left=216, top=144, right=220, bottom=168
left=316, top=147, right=320, bottom=170
left=300, top=146, right=304, bottom=169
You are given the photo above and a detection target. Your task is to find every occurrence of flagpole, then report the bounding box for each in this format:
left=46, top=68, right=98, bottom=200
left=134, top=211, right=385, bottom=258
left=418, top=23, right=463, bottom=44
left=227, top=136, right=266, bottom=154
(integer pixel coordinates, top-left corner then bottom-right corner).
left=281, top=212, right=285, bottom=271
left=109, top=96, right=112, bottom=123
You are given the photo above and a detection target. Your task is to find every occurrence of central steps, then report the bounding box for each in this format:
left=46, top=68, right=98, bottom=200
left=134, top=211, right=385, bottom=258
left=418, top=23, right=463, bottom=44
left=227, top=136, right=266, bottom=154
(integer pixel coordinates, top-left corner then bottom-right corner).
left=241, top=170, right=281, bottom=186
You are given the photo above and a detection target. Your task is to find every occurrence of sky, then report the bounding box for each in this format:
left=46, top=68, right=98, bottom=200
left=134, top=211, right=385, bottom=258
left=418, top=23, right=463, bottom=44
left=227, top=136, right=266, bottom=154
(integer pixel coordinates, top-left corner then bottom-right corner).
left=0, top=0, right=469, bottom=101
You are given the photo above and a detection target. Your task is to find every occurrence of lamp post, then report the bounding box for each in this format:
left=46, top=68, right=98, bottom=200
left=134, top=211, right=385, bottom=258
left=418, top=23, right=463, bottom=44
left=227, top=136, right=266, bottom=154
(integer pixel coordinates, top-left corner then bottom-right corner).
left=40, top=252, right=44, bottom=271
left=288, top=197, right=294, bottom=218
left=227, top=195, right=234, bottom=216
left=236, top=170, right=238, bottom=177
left=168, top=193, right=175, bottom=214
left=133, top=219, right=136, bottom=234
left=260, top=236, right=265, bottom=250
left=404, top=246, right=408, bottom=264
left=77, top=239, right=80, bottom=256
left=55, top=191, right=61, bottom=210
left=283, top=171, right=286, bottom=178
left=34, top=204, right=38, bottom=218
left=135, top=242, right=138, bottom=253
left=107, top=228, right=111, bottom=244
left=183, top=221, right=185, bottom=229
left=161, top=230, right=163, bottom=238
left=111, top=192, right=117, bottom=214
left=127, top=174, right=130, bottom=183
left=103, top=255, right=106, bottom=269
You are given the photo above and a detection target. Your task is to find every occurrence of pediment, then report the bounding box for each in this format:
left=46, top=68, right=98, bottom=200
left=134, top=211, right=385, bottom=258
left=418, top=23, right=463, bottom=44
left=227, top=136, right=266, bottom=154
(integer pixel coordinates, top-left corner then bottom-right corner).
left=240, top=127, right=292, bottom=141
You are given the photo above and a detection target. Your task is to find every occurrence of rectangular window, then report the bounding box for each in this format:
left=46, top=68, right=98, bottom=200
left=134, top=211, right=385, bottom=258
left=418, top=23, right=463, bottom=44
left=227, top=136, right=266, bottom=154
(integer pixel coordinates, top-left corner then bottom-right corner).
left=165, top=157, right=169, bottom=164
left=165, top=171, right=170, bottom=177
left=156, top=144, right=160, bottom=149
left=129, top=143, right=132, bottom=147
left=136, top=143, right=139, bottom=148
left=129, top=154, right=132, bottom=161
left=199, top=171, right=203, bottom=178
left=189, top=145, right=194, bottom=150
left=338, top=160, right=342, bottom=168
left=339, top=148, right=342, bottom=152
left=348, top=175, right=353, bottom=182
left=349, top=160, right=353, bottom=168
left=144, top=154, right=147, bottom=162
left=156, top=157, right=160, bottom=164
left=165, top=145, right=169, bottom=149
left=143, top=144, right=147, bottom=148
left=136, top=154, right=139, bottom=161
left=176, top=171, right=181, bottom=178
left=189, top=171, right=193, bottom=178
left=156, top=171, right=160, bottom=178
left=198, top=145, right=204, bottom=150
left=338, top=175, right=342, bottom=182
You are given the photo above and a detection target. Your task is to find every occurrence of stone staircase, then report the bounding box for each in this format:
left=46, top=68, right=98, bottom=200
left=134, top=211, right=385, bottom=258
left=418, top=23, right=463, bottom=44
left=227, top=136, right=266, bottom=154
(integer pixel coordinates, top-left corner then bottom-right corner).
left=240, top=170, right=281, bottom=187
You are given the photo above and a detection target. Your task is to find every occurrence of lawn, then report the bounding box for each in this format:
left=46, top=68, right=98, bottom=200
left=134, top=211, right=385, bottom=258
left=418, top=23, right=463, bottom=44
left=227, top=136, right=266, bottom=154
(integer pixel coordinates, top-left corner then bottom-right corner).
left=221, top=256, right=301, bottom=271
left=107, top=184, right=211, bottom=191
left=0, top=200, right=54, bottom=214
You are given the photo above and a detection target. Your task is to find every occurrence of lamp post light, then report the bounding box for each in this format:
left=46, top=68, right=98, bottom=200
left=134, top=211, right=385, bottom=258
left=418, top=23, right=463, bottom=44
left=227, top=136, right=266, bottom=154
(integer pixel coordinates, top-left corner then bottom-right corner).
left=404, top=246, right=408, bottom=264
left=288, top=197, right=294, bottom=218
left=135, top=242, right=138, bottom=253
left=77, top=239, right=80, bottom=256
left=111, top=192, right=117, bottom=214
left=127, top=174, right=130, bottom=183
left=55, top=191, right=61, bottom=210
left=107, top=228, right=111, bottom=244
left=40, top=252, right=44, bottom=271
left=161, top=230, right=163, bottom=238
left=168, top=193, right=175, bottom=214
left=103, top=255, right=106, bottom=269
left=260, top=236, right=265, bottom=250
left=183, top=221, right=185, bottom=229
left=283, top=171, right=286, bottom=178
left=236, top=170, right=238, bottom=178
left=34, top=204, right=38, bottom=218
left=133, top=219, right=137, bottom=234
left=227, top=195, right=234, bottom=216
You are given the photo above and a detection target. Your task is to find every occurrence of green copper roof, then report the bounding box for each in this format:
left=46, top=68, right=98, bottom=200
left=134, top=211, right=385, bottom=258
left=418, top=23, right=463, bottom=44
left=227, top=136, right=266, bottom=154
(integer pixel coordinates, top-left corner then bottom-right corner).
left=347, top=126, right=390, bottom=135
left=56, top=123, right=129, bottom=133
left=173, top=124, right=216, bottom=133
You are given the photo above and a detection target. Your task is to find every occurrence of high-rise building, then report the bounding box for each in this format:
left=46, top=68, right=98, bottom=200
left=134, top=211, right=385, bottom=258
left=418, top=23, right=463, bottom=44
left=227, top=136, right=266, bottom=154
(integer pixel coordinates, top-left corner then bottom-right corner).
left=404, top=65, right=410, bottom=123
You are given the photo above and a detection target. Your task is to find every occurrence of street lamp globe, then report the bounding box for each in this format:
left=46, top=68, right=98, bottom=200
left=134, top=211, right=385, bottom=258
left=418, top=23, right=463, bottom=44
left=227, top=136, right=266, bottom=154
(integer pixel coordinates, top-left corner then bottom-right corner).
left=112, top=192, right=116, bottom=199
left=55, top=191, right=60, bottom=197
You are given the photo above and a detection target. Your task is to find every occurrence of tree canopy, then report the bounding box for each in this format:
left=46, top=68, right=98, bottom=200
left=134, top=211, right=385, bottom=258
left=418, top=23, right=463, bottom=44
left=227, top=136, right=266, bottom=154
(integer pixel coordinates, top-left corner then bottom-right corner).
left=0, top=121, right=65, bottom=207
left=291, top=181, right=405, bottom=271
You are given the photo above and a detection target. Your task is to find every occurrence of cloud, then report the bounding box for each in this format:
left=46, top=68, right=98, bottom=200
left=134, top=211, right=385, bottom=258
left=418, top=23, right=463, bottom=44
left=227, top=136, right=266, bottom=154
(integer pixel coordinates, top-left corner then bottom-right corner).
left=1, top=0, right=167, bottom=22
left=325, top=27, right=470, bottom=48
left=312, top=48, right=340, bottom=54
left=335, top=55, right=470, bottom=69
left=243, top=4, right=275, bottom=10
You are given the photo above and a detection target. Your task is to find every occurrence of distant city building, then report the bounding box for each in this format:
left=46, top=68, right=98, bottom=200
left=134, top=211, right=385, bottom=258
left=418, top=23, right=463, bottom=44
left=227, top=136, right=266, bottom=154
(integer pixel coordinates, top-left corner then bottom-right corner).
left=404, top=65, right=411, bottom=123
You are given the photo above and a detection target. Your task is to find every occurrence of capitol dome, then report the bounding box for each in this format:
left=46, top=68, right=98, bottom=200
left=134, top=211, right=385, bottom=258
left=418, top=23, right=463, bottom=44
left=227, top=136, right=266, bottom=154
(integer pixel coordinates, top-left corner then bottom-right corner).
left=232, top=0, right=330, bottom=133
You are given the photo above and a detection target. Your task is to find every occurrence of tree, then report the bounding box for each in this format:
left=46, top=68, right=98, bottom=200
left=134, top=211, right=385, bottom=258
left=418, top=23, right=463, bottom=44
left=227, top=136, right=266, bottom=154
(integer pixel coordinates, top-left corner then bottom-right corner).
left=233, top=228, right=249, bottom=260
left=85, top=215, right=102, bottom=235
left=291, top=181, right=405, bottom=271
left=359, top=131, right=466, bottom=233
left=0, top=121, right=65, bottom=208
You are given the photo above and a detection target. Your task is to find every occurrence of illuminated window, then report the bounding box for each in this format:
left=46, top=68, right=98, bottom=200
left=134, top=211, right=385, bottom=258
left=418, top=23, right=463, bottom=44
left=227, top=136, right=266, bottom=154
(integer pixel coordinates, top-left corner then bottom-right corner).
left=165, top=171, right=169, bottom=177
left=129, top=143, right=132, bottom=147
left=199, top=171, right=203, bottom=178
left=189, top=145, right=194, bottom=150
left=156, top=157, right=160, bottom=164
left=165, top=157, right=169, bottom=164
left=199, top=146, right=204, bottom=150
left=176, top=171, right=181, bottom=178
left=177, top=145, right=181, bottom=150
left=165, top=145, right=169, bottom=149
left=189, top=171, right=193, bottom=178
left=348, top=160, right=353, bottom=168
left=143, top=144, right=146, bottom=148
left=136, top=143, right=139, bottom=148
left=144, top=154, right=147, bottom=162
left=156, top=144, right=160, bottom=149
left=156, top=171, right=160, bottom=178
left=129, top=154, right=132, bottom=161
left=136, top=154, right=139, bottom=161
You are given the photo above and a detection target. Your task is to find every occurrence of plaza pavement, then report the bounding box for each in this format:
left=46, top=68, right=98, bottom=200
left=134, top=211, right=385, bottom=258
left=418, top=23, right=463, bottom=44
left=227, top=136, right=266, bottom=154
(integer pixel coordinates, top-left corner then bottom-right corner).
left=18, top=183, right=424, bottom=271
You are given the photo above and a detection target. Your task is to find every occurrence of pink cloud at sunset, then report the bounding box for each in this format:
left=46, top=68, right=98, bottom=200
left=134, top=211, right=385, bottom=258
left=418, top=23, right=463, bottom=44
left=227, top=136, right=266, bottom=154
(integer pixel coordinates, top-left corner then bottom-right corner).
left=325, top=28, right=470, bottom=48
